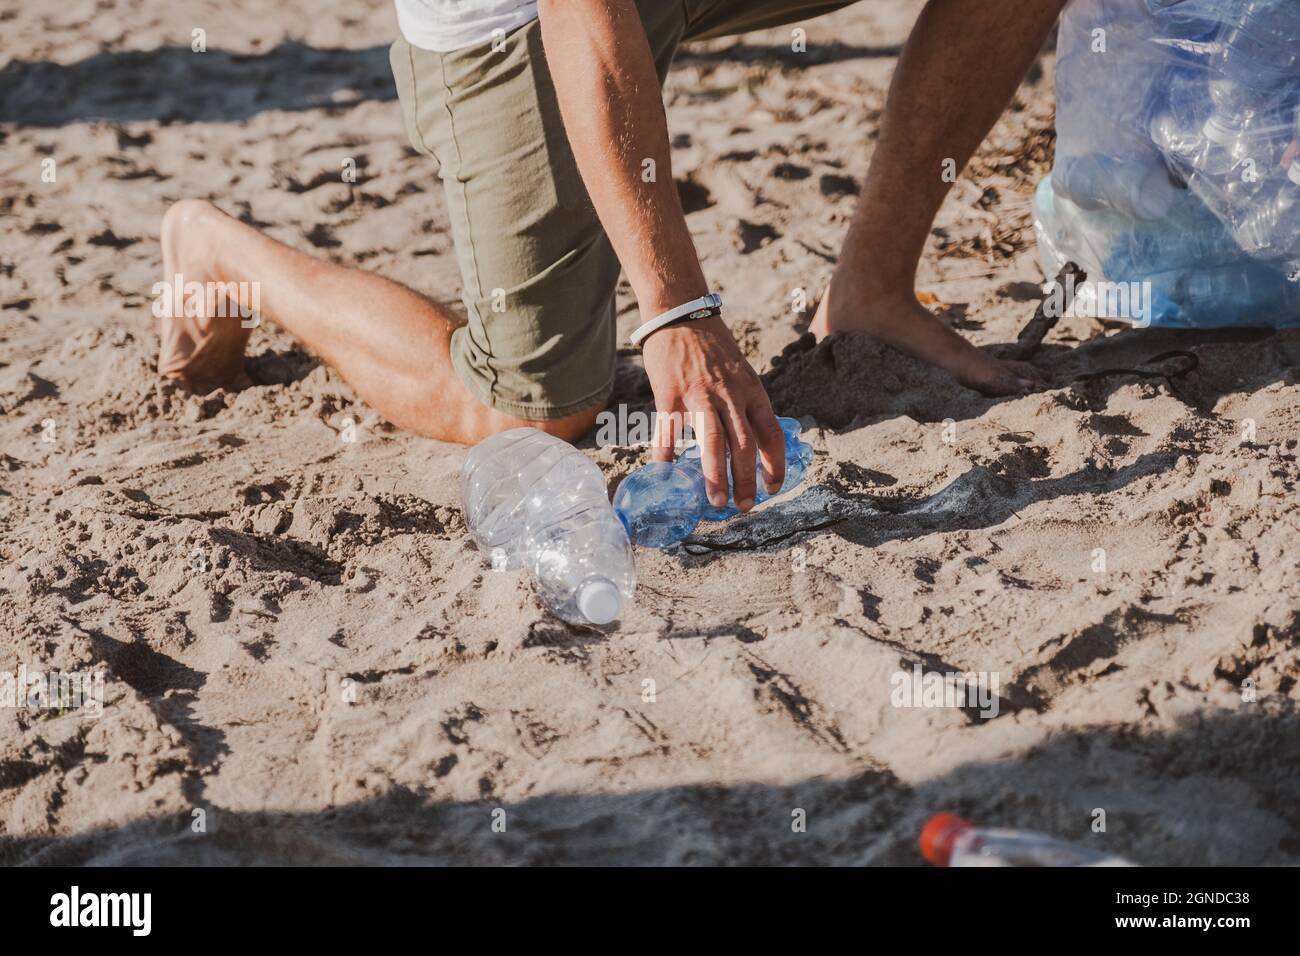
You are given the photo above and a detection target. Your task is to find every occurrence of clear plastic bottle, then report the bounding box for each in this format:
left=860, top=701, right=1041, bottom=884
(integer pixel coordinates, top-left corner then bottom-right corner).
left=1212, top=0, right=1300, bottom=110
left=613, top=416, right=814, bottom=548
left=920, top=814, right=1136, bottom=867
left=1148, top=67, right=1216, bottom=180
left=528, top=504, right=635, bottom=626
left=1051, top=46, right=1179, bottom=221
left=1231, top=132, right=1300, bottom=265
left=461, top=428, right=635, bottom=625
left=1052, top=152, right=1179, bottom=222
left=1159, top=2, right=1300, bottom=211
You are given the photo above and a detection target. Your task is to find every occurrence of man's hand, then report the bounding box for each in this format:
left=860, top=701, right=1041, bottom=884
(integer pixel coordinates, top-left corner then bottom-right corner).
left=642, top=317, right=785, bottom=511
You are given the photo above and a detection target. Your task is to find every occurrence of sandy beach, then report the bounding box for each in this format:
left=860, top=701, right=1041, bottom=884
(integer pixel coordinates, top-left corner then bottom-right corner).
left=2, top=0, right=1298, bottom=865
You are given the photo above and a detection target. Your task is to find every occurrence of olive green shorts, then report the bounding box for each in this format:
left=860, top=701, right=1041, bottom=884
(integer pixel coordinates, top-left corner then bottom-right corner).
left=390, top=0, right=856, bottom=420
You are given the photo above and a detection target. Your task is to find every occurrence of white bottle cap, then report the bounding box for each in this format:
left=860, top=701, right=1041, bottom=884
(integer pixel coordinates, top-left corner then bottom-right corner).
left=1201, top=115, right=1237, bottom=146
left=578, top=578, right=622, bottom=625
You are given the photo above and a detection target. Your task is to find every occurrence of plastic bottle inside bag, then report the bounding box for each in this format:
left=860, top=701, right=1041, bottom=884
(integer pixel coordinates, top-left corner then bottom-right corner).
left=1151, top=2, right=1300, bottom=227
left=1230, top=112, right=1300, bottom=267
left=1053, top=42, right=1178, bottom=221
left=1039, top=0, right=1300, bottom=327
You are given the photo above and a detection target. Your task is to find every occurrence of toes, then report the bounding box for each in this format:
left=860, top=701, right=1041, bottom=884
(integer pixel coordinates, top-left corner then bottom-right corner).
left=972, top=358, right=1049, bottom=395
left=1005, top=360, right=1049, bottom=383
left=965, top=365, right=1034, bottom=397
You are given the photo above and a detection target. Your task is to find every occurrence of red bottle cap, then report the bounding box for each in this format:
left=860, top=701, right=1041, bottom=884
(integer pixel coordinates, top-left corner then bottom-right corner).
left=919, top=813, right=973, bottom=867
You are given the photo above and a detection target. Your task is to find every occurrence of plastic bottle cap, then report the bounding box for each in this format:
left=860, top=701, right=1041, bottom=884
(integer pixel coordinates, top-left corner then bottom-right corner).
left=578, top=578, right=622, bottom=625
left=1201, top=115, right=1237, bottom=146
left=919, top=813, right=973, bottom=867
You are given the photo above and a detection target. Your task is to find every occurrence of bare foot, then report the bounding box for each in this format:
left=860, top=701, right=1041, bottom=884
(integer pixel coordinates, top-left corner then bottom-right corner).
left=810, top=274, right=1044, bottom=397
left=157, top=199, right=254, bottom=394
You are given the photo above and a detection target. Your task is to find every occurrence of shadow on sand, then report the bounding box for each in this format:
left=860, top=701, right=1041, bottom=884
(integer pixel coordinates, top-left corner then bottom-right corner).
left=0, top=42, right=399, bottom=127
left=3, top=707, right=1296, bottom=865
left=0, top=37, right=919, bottom=128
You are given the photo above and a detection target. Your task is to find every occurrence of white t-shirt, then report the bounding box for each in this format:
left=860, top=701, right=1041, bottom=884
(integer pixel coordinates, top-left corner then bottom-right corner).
left=394, top=0, right=540, bottom=52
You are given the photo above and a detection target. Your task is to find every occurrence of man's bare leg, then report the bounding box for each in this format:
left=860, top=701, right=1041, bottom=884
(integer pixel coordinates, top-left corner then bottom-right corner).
left=811, top=0, right=1067, bottom=395
left=157, top=199, right=600, bottom=443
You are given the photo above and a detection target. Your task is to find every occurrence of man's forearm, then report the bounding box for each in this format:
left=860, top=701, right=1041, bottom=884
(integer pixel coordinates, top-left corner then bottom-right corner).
left=537, top=0, right=706, bottom=315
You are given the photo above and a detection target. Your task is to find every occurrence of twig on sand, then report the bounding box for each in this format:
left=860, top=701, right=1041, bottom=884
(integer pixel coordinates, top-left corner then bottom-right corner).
left=1071, top=349, right=1199, bottom=388
left=1004, top=260, right=1086, bottom=360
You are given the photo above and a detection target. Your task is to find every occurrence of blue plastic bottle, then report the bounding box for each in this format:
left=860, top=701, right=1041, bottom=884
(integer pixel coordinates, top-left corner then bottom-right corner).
left=610, top=461, right=708, bottom=549
left=613, top=417, right=814, bottom=548
left=1154, top=260, right=1300, bottom=326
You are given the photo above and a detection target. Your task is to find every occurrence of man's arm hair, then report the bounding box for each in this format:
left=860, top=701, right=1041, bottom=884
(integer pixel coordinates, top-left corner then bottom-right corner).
left=536, top=0, right=707, bottom=317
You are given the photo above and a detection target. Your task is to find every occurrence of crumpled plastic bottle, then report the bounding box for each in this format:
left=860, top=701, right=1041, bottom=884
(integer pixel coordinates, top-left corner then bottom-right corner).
left=613, top=416, right=814, bottom=548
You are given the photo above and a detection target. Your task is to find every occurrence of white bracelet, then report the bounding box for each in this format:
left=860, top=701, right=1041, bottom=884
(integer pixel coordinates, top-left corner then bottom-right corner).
left=628, top=293, right=722, bottom=346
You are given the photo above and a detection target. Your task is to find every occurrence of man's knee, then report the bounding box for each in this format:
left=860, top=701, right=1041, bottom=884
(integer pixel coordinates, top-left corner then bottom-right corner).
left=528, top=404, right=604, bottom=443
left=456, top=401, right=604, bottom=447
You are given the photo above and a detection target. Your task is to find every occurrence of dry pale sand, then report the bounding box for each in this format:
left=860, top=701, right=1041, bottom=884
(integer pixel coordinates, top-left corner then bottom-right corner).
left=2, top=0, right=1299, bottom=866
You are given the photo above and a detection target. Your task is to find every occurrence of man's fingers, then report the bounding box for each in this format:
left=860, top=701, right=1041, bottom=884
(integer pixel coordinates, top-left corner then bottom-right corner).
left=651, top=404, right=681, bottom=462
left=716, top=401, right=758, bottom=511
left=749, top=404, right=786, bottom=495
left=688, top=403, right=729, bottom=507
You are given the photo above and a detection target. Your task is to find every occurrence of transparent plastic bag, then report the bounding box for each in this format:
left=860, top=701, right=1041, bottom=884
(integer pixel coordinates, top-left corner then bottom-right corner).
left=1035, top=0, right=1300, bottom=328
